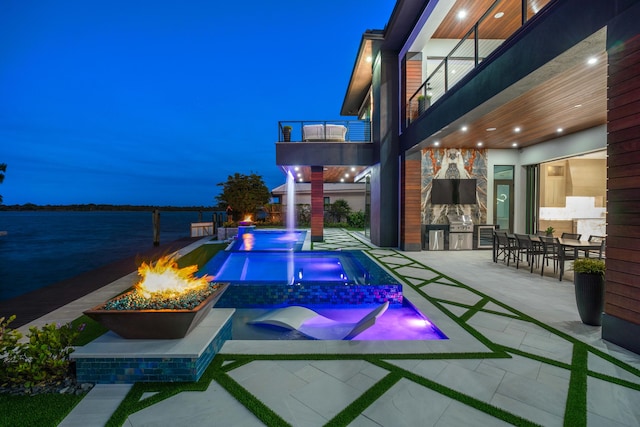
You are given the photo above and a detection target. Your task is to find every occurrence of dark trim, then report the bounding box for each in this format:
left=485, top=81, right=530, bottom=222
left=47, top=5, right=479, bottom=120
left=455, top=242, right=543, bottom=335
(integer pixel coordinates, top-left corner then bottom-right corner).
left=602, top=314, right=640, bottom=355
left=275, top=142, right=374, bottom=167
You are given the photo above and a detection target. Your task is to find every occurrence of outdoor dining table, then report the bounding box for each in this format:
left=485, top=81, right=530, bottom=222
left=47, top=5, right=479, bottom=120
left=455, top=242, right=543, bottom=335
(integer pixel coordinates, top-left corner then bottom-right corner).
left=557, top=238, right=603, bottom=281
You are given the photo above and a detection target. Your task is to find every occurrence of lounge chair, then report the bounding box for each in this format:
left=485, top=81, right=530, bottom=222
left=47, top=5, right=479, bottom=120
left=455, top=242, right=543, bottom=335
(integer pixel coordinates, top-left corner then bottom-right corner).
left=248, top=301, right=389, bottom=340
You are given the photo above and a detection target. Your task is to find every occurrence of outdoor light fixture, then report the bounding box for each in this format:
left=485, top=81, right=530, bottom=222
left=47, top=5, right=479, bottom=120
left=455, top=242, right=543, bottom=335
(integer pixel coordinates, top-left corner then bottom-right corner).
left=457, top=10, right=467, bottom=19
left=426, top=83, right=433, bottom=98
left=461, top=126, right=468, bottom=132
left=587, top=57, right=598, bottom=65
left=514, top=127, right=521, bottom=133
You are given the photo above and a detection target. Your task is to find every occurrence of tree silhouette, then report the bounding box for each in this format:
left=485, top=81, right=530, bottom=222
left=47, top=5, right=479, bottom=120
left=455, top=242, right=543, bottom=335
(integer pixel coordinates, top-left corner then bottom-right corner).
left=215, top=173, right=270, bottom=221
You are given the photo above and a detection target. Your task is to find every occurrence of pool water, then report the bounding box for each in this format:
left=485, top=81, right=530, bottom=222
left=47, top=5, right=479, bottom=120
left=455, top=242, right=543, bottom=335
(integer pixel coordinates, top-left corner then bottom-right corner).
left=228, top=228, right=307, bottom=251
left=203, top=228, right=447, bottom=341
left=204, top=252, right=355, bottom=284
left=232, top=304, right=446, bottom=341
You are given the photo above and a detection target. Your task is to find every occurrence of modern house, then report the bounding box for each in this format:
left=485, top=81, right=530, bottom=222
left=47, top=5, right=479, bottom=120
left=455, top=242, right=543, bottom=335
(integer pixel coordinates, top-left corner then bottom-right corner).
left=275, top=0, right=640, bottom=354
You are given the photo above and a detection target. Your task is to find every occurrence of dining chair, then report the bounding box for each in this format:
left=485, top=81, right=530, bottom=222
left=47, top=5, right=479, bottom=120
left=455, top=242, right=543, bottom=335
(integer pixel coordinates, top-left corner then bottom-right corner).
left=539, top=235, right=560, bottom=277
left=514, top=234, right=542, bottom=273
left=587, top=235, right=606, bottom=259
left=560, top=232, right=582, bottom=261
left=561, top=232, right=582, bottom=240
left=494, top=231, right=515, bottom=265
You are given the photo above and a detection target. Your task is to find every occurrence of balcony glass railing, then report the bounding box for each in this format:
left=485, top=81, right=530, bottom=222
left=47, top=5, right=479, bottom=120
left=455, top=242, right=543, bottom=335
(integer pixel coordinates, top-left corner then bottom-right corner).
left=277, top=120, right=371, bottom=143
left=406, top=0, right=552, bottom=126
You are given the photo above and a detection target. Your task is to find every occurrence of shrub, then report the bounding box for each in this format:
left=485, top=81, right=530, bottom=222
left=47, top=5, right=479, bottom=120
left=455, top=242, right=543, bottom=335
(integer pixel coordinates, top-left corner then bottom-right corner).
left=347, top=211, right=365, bottom=228
left=1, top=315, right=83, bottom=390
left=572, top=258, right=605, bottom=276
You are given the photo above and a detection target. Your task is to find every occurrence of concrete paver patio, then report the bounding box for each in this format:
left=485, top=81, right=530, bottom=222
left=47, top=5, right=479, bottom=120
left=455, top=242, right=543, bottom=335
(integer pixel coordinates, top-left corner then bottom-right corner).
left=47, top=229, right=640, bottom=426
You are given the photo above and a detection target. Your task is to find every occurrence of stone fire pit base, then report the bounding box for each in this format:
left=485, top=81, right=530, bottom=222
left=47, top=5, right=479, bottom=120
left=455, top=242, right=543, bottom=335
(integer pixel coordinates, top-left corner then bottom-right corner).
left=71, top=308, right=235, bottom=384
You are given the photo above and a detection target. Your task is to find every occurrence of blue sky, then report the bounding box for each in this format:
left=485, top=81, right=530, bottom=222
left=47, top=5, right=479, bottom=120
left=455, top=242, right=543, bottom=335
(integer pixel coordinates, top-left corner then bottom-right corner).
left=0, top=0, right=393, bottom=206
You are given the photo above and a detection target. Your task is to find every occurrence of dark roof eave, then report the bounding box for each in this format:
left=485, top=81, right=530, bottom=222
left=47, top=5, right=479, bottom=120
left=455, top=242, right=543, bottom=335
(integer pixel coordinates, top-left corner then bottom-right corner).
left=340, top=31, right=384, bottom=116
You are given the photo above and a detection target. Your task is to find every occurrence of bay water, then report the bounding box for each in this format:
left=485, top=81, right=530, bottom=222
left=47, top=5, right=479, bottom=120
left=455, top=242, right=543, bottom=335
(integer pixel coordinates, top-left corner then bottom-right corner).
left=0, top=210, right=220, bottom=301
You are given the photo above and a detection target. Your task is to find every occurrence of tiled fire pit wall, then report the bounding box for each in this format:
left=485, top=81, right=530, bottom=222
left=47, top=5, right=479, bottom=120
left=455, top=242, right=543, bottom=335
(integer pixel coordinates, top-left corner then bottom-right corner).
left=72, top=309, right=234, bottom=384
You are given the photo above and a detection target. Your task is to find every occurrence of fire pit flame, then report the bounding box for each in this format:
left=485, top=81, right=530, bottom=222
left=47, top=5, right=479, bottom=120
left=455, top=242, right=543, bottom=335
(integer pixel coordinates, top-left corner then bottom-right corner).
left=135, top=255, right=213, bottom=299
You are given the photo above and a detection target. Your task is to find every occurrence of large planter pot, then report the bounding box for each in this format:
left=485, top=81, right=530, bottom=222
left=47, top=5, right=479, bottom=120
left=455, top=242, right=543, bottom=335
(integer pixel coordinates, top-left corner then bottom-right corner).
left=574, top=272, right=605, bottom=326
left=84, top=282, right=230, bottom=339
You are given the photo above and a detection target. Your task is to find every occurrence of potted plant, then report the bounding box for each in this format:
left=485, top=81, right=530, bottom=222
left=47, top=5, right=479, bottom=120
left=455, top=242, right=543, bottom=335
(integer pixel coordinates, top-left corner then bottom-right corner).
left=417, top=95, right=426, bottom=114
left=572, top=258, right=605, bottom=326
left=283, top=125, right=292, bottom=142
left=545, top=226, right=555, bottom=236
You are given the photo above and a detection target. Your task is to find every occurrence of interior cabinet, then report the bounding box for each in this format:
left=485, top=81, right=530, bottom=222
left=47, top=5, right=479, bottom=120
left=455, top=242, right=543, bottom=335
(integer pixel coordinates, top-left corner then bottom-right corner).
left=541, top=163, right=566, bottom=207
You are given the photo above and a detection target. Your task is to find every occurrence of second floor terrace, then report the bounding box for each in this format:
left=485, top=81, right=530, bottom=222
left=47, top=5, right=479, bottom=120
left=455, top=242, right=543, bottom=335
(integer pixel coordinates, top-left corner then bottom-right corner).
left=275, top=120, right=374, bottom=181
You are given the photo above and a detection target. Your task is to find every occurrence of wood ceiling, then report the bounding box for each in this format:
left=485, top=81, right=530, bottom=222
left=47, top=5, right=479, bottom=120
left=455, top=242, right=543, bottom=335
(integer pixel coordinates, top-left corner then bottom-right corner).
left=422, top=0, right=607, bottom=151
left=432, top=50, right=607, bottom=150
left=433, top=0, right=552, bottom=40
left=285, top=166, right=367, bottom=184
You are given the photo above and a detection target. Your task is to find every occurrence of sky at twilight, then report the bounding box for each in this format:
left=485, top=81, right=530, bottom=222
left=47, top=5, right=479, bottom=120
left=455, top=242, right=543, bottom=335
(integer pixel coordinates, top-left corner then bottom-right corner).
left=0, top=0, right=394, bottom=206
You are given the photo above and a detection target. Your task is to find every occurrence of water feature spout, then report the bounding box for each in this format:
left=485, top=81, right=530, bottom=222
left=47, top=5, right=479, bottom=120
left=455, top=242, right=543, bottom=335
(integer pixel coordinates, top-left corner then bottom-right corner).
left=286, top=171, right=296, bottom=284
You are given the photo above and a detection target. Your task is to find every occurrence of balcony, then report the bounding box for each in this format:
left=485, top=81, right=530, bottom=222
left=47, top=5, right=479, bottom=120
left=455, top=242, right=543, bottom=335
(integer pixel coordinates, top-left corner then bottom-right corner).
left=275, top=120, right=374, bottom=175
left=276, top=120, right=371, bottom=143
left=405, top=0, right=552, bottom=126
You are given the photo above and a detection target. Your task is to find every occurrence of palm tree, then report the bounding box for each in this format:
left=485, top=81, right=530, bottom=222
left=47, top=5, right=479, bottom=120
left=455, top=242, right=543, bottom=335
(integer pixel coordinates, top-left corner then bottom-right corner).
left=0, top=163, right=6, bottom=204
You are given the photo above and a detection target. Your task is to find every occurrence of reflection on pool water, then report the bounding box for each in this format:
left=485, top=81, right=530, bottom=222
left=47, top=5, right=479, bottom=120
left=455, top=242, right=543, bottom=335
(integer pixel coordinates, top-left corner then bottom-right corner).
left=228, top=228, right=307, bottom=252
left=205, top=252, right=357, bottom=284
left=202, top=228, right=447, bottom=341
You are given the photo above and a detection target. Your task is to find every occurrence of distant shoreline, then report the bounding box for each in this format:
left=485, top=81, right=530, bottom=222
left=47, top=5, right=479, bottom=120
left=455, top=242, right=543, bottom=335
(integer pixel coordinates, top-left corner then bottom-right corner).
left=0, top=204, right=220, bottom=212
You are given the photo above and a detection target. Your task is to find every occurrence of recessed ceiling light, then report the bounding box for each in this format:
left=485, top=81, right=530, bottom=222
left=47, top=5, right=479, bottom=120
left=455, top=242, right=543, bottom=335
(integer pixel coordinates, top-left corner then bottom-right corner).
left=512, top=143, right=518, bottom=147
left=345, top=173, right=349, bottom=178
left=457, top=10, right=467, bottom=19
left=477, top=142, right=483, bottom=147
left=494, top=12, right=504, bottom=18
left=294, top=166, right=299, bottom=171
left=366, top=56, right=372, bottom=63
left=461, top=126, right=468, bottom=132
left=299, top=178, right=303, bottom=182
left=434, top=141, right=440, bottom=146
left=340, top=178, right=345, bottom=183
left=351, top=167, right=356, bottom=172
left=574, top=104, right=582, bottom=108
left=486, top=127, right=496, bottom=131
left=557, top=128, right=564, bottom=133
left=297, top=173, right=301, bottom=178
left=587, top=57, right=598, bottom=65
left=451, top=69, right=457, bottom=74
left=514, top=127, right=521, bottom=133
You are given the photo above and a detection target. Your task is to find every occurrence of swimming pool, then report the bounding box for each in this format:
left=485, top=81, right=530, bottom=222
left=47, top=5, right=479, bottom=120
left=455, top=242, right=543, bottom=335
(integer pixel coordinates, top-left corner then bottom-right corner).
left=202, top=228, right=446, bottom=341
left=200, top=250, right=403, bottom=307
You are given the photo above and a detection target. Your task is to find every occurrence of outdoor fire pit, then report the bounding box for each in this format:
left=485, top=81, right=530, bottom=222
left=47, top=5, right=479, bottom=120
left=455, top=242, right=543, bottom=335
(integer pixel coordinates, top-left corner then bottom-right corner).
left=83, top=256, right=229, bottom=339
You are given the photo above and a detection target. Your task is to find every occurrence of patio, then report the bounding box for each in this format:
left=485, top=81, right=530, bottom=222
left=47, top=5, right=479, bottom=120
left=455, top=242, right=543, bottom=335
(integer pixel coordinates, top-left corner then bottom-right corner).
left=54, top=229, right=640, bottom=426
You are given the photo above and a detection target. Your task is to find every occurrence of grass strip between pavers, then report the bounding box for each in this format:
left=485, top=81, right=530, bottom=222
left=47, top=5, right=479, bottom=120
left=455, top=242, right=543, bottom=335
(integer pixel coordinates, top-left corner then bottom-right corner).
left=366, top=249, right=640, bottom=424
left=324, top=371, right=402, bottom=426
left=564, top=344, right=588, bottom=427
left=373, top=359, right=543, bottom=427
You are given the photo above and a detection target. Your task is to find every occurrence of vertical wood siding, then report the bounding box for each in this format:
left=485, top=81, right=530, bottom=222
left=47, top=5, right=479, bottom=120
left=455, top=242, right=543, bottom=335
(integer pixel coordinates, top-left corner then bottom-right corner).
left=605, top=34, right=640, bottom=325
